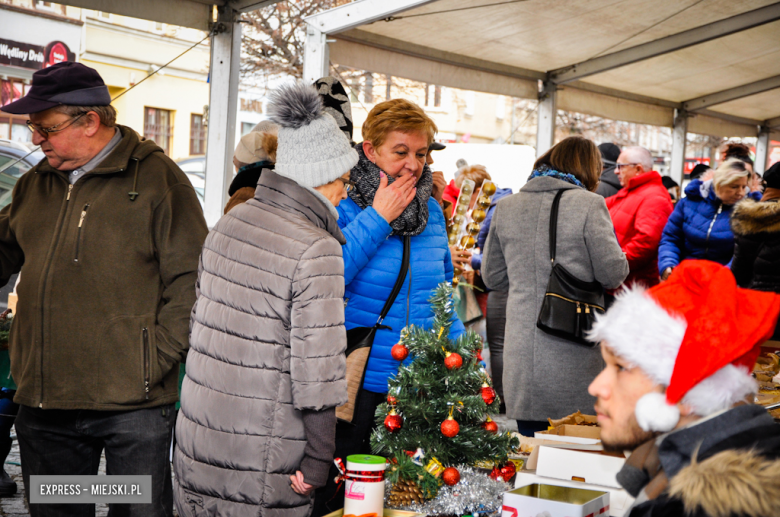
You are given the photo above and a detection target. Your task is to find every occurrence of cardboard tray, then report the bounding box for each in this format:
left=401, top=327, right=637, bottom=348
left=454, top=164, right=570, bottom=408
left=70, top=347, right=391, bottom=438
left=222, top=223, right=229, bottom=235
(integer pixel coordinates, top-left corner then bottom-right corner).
left=535, top=424, right=601, bottom=444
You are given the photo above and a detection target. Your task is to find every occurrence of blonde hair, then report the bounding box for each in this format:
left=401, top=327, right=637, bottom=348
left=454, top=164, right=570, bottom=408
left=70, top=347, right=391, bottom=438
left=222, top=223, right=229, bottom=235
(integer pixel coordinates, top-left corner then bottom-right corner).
left=362, top=99, right=437, bottom=149
left=533, top=136, right=602, bottom=192
left=455, top=164, right=491, bottom=190
left=713, top=158, right=750, bottom=190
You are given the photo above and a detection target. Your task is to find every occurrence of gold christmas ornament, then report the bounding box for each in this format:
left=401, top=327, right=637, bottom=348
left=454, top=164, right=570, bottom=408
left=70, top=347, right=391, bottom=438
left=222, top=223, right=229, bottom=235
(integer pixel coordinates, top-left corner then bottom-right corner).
left=452, top=277, right=459, bottom=287
left=471, top=209, right=487, bottom=223
left=476, top=196, right=491, bottom=210
left=448, top=234, right=458, bottom=245
left=455, top=204, right=468, bottom=216
left=452, top=214, right=465, bottom=226
left=454, top=266, right=463, bottom=277
left=460, top=182, right=474, bottom=195
left=460, top=235, right=476, bottom=249
left=466, top=222, right=480, bottom=236
left=388, top=479, right=425, bottom=506
left=481, top=182, right=497, bottom=197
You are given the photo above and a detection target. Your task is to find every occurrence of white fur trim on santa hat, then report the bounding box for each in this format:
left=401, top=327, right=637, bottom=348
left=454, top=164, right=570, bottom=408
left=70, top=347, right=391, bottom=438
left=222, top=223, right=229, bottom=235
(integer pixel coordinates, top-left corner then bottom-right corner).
left=636, top=392, right=680, bottom=432
left=588, top=286, right=686, bottom=386
left=682, top=364, right=757, bottom=416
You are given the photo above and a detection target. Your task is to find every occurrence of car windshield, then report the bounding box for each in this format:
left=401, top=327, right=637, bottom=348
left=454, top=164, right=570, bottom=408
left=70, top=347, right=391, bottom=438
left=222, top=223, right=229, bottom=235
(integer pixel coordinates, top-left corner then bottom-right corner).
left=0, top=153, right=37, bottom=210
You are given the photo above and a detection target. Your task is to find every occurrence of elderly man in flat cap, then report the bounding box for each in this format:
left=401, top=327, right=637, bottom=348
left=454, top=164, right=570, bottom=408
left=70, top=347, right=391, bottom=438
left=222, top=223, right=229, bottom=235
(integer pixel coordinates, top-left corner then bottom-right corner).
left=0, top=62, right=207, bottom=516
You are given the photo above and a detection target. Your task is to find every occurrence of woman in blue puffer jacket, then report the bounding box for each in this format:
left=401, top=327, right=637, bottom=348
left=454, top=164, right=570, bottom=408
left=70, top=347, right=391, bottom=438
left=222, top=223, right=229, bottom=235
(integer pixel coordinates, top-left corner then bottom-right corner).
left=658, top=159, right=750, bottom=280
left=313, top=99, right=465, bottom=516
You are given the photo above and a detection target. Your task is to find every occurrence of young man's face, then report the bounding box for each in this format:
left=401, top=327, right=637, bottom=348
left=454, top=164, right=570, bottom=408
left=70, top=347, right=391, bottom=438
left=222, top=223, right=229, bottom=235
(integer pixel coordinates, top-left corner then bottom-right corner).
left=588, top=345, right=661, bottom=451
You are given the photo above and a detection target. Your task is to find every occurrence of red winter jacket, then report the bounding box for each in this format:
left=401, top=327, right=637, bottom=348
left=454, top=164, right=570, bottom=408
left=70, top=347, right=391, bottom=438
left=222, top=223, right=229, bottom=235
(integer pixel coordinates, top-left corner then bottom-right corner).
left=606, top=171, right=673, bottom=288
left=442, top=180, right=460, bottom=216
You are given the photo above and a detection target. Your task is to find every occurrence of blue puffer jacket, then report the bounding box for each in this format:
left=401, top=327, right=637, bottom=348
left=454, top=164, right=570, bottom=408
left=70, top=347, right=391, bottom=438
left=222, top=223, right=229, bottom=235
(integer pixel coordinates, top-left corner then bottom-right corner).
left=658, top=179, right=736, bottom=272
left=338, top=197, right=466, bottom=393
left=472, top=187, right=513, bottom=271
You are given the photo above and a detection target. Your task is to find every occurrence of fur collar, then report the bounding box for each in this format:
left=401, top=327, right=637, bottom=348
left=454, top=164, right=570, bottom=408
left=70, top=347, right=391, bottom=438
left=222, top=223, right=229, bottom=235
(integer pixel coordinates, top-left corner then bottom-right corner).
left=730, top=198, right=780, bottom=235
left=668, top=449, right=780, bottom=517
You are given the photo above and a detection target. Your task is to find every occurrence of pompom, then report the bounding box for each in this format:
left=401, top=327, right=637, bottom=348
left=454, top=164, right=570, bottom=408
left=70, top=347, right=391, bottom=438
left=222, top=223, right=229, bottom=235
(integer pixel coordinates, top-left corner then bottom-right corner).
left=635, top=392, right=680, bottom=432
left=267, top=82, right=323, bottom=129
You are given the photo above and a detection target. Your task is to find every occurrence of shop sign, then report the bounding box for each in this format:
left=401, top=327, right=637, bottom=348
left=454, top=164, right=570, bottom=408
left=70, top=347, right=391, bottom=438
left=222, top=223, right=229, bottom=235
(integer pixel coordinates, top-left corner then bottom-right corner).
left=0, top=38, right=74, bottom=70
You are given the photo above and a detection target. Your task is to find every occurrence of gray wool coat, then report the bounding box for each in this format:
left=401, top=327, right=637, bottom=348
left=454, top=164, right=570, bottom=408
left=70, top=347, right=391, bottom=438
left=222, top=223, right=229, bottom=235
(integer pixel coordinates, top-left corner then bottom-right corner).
left=482, top=177, right=628, bottom=421
left=173, top=170, right=348, bottom=517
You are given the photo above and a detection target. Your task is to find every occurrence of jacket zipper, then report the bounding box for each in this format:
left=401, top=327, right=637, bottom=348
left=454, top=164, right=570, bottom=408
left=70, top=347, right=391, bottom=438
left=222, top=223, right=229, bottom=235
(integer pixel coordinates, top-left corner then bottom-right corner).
left=704, top=203, right=722, bottom=258
left=544, top=292, right=604, bottom=312
left=143, top=327, right=151, bottom=400
left=74, top=204, right=90, bottom=263
left=405, top=262, right=412, bottom=328
left=38, top=183, right=74, bottom=408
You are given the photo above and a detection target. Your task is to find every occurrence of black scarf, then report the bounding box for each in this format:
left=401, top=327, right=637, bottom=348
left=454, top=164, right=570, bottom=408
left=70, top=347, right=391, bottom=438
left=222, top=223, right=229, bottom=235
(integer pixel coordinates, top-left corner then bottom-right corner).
left=349, top=144, right=433, bottom=236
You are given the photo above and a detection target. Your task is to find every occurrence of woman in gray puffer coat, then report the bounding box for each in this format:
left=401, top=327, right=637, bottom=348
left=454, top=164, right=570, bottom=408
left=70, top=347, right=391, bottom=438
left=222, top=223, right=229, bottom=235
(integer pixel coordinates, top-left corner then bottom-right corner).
left=173, top=83, right=359, bottom=517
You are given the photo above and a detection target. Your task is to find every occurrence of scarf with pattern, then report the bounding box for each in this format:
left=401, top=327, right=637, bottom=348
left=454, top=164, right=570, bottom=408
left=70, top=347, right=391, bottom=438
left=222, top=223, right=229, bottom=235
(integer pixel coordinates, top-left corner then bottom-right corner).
left=528, top=164, right=586, bottom=189
left=349, top=144, right=433, bottom=236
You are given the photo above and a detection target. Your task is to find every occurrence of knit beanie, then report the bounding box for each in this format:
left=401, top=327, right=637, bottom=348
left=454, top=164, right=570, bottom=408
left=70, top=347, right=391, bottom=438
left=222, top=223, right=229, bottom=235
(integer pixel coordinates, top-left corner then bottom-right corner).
left=313, top=76, right=354, bottom=143
left=764, top=161, right=780, bottom=190
left=589, top=260, right=780, bottom=433
left=268, top=82, right=358, bottom=188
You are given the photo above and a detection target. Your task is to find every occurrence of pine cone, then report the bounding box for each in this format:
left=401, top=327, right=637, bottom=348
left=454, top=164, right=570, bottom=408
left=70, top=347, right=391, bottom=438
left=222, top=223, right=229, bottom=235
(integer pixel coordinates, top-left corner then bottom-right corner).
left=387, top=479, right=424, bottom=506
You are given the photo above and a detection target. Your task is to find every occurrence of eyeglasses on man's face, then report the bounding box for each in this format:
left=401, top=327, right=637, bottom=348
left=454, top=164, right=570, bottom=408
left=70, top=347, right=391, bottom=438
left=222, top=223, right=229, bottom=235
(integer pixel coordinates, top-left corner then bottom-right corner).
left=26, top=112, right=87, bottom=138
left=615, top=162, right=638, bottom=170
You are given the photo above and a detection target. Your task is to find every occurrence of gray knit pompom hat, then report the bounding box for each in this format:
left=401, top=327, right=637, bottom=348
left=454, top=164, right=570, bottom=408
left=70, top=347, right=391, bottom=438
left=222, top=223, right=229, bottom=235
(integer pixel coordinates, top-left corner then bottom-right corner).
left=268, top=82, right=358, bottom=188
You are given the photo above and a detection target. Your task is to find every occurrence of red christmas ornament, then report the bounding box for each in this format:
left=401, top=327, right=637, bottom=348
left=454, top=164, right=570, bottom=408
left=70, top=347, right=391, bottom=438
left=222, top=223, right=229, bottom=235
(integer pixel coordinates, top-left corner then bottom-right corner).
left=391, top=343, right=409, bottom=361
left=500, top=462, right=517, bottom=482
left=440, top=415, right=459, bottom=438
left=476, top=349, right=483, bottom=362
left=387, top=395, right=397, bottom=406
left=482, top=416, right=499, bottom=434
left=489, top=466, right=501, bottom=480
left=481, top=382, right=497, bottom=405
left=444, top=351, right=463, bottom=370
left=442, top=467, right=460, bottom=486
left=384, top=408, right=402, bottom=433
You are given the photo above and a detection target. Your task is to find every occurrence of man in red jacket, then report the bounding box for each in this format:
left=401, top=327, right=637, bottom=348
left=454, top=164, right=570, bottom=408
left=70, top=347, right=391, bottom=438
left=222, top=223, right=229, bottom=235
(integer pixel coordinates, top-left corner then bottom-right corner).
left=606, top=146, right=673, bottom=287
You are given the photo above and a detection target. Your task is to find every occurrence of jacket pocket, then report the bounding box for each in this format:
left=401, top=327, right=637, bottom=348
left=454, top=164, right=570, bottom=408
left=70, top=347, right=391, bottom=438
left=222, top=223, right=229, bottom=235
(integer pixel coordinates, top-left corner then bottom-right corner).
left=73, top=203, right=90, bottom=264
left=97, top=316, right=151, bottom=405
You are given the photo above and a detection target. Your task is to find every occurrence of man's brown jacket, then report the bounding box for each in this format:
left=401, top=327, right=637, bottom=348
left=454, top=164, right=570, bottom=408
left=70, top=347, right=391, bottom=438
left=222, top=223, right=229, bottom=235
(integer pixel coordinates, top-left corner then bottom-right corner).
left=0, top=126, right=208, bottom=410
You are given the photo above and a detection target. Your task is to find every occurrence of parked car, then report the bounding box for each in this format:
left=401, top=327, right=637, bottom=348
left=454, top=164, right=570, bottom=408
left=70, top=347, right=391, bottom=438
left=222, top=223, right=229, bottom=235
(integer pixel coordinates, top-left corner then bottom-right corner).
left=175, top=156, right=205, bottom=208
left=0, top=139, right=45, bottom=210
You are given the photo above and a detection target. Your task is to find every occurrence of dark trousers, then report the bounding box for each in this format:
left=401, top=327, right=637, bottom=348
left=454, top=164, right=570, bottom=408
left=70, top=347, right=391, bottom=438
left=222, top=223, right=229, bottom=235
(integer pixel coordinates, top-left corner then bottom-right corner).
left=486, top=289, right=508, bottom=409
left=312, top=389, right=386, bottom=517
left=15, top=404, right=175, bottom=517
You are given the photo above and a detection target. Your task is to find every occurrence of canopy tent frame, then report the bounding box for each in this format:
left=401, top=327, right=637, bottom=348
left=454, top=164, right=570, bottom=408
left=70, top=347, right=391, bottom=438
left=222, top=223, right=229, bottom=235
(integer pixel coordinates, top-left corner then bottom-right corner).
left=304, top=0, right=780, bottom=183
left=42, top=0, right=282, bottom=226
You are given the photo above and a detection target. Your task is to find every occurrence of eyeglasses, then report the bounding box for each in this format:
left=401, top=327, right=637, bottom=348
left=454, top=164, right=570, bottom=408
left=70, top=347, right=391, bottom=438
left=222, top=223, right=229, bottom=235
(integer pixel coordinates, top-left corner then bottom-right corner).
left=26, top=112, right=87, bottom=138
left=615, top=162, right=638, bottom=170
left=338, top=177, right=356, bottom=193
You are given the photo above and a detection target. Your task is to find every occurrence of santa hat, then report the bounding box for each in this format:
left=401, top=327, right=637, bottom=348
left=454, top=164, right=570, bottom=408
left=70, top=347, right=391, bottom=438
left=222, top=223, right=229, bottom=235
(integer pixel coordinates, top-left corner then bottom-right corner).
left=589, top=260, right=780, bottom=433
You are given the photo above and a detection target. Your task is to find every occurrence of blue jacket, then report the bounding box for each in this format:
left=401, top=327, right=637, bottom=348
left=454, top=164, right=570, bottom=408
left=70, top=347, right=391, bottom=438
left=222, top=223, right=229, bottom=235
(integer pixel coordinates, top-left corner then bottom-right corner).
left=337, top=197, right=466, bottom=393
left=658, top=179, right=736, bottom=272
left=472, top=187, right=513, bottom=271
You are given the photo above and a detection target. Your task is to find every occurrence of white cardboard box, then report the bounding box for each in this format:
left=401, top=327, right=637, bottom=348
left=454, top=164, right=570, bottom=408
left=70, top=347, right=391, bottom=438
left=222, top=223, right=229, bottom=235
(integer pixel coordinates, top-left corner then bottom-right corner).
left=534, top=425, right=602, bottom=445
left=514, top=472, right=633, bottom=517
left=527, top=445, right=626, bottom=489
left=502, top=482, right=609, bottom=517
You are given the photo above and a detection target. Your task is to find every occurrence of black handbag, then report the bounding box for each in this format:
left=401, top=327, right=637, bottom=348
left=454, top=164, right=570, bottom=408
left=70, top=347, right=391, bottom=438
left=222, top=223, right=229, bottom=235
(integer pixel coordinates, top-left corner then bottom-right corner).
left=336, top=235, right=410, bottom=423
left=536, top=189, right=605, bottom=346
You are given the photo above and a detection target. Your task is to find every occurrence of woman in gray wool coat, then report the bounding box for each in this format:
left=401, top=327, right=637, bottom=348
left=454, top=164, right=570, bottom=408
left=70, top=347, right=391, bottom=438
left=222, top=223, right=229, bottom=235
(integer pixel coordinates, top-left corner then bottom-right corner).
left=173, top=83, right=358, bottom=516
left=482, top=136, right=628, bottom=436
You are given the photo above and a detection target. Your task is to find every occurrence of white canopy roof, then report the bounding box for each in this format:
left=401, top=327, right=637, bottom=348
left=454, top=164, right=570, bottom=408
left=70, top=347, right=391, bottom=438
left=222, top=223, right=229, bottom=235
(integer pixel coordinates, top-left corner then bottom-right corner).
left=306, top=0, right=780, bottom=139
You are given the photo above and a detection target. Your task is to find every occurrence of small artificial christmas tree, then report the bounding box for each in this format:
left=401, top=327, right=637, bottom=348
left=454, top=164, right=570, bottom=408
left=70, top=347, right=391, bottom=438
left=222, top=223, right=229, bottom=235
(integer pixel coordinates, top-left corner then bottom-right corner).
left=371, top=283, right=519, bottom=501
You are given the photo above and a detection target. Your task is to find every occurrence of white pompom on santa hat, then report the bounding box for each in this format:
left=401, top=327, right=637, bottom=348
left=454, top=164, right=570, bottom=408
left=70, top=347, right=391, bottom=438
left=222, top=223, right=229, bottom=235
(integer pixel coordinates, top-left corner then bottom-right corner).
left=589, top=260, right=780, bottom=433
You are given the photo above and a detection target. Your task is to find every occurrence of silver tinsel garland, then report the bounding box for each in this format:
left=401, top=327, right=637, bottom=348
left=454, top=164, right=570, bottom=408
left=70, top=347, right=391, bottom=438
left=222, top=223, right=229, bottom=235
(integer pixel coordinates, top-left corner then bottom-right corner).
left=386, top=466, right=510, bottom=517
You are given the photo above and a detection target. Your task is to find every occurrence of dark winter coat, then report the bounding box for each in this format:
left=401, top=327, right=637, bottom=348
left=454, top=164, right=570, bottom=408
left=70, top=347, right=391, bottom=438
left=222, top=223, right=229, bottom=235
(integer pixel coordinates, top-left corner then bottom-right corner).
left=606, top=171, right=673, bottom=288
left=621, top=404, right=780, bottom=517
left=657, top=179, right=736, bottom=273
left=730, top=197, right=780, bottom=292
left=0, top=126, right=207, bottom=410
left=595, top=165, right=621, bottom=198
left=472, top=186, right=513, bottom=271
left=482, top=177, right=628, bottom=421
left=173, top=170, right=347, bottom=517
left=337, top=196, right=465, bottom=393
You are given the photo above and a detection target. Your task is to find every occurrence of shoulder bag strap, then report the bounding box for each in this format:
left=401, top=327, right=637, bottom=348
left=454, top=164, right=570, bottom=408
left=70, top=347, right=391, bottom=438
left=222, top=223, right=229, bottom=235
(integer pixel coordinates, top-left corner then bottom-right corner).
left=376, top=235, right=411, bottom=327
left=549, top=190, right=565, bottom=265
